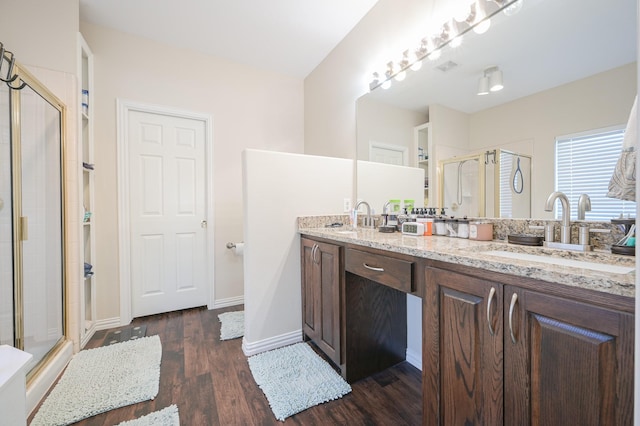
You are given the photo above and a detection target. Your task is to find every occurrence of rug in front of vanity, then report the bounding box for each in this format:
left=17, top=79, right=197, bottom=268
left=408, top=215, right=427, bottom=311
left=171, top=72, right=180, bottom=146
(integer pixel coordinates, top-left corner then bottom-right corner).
left=248, top=342, right=352, bottom=421
left=31, top=335, right=162, bottom=426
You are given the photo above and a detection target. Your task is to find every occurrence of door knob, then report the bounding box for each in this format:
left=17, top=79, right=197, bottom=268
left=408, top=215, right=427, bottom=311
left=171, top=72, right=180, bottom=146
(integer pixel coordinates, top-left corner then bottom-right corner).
left=201, top=220, right=207, bottom=228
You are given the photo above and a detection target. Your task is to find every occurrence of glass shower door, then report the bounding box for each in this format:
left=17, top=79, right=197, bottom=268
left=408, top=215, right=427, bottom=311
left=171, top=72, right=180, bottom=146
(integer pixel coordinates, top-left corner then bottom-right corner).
left=0, top=83, right=13, bottom=346
left=19, top=84, right=64, bottom=370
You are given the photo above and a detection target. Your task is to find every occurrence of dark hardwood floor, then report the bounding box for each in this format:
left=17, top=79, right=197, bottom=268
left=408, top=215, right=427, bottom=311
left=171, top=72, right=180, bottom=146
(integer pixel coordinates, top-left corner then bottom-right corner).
left=30, top=306, right=422, bottom=425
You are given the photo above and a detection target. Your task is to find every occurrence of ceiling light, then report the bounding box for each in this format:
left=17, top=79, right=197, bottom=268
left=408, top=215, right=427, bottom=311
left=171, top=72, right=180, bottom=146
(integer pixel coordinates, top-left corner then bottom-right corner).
left=489, top=69, right=503, bottom=91
left=477, top=66, right=503, bottom=95
left=381, top=80, right=391, bottom=90
left=477, top=76, right=490, bottom=95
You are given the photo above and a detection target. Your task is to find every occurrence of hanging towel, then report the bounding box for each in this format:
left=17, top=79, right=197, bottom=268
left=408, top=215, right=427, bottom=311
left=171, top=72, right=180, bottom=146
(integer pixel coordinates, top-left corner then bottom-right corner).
left=607, top=96, right=637, bottom=202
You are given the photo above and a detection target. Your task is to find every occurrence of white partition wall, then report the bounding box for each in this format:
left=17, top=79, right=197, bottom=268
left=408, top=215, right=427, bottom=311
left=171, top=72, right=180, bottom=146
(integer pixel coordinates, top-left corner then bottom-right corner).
left=357, top=161, right=425, bottom=212
left=242, top=150, right=353, bottom=355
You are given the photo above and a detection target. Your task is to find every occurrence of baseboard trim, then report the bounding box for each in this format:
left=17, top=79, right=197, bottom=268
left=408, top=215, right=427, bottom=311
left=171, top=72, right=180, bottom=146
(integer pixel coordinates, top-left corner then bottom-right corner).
left=241, top=329, right=303, bottom=357
left=95, top=317, right=123, bottom=330
left=406, top=348, right=422, bottom=371
left=211, top=295, right=244, bottom=309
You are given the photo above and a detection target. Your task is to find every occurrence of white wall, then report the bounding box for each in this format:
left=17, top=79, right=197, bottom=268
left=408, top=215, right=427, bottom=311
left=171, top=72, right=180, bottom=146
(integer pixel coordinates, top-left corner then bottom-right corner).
left=242, top=150, right=353, bottom=354
left=80, top=22, right=304, bottom=321
left=0, top=0, right=79, bottom=75
left=356, top=160, right=425, bottom=212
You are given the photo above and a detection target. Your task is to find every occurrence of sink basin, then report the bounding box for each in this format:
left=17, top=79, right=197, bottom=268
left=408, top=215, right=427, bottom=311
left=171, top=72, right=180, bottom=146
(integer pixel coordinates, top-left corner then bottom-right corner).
left=484, top=250, right=635, bottom=274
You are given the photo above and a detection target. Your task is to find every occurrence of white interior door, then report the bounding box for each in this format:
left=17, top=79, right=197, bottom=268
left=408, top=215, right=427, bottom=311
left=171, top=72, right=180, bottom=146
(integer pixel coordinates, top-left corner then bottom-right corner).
left=128, top=110, right=208, bottom=317
left=369, top=141, right=408, bottom=165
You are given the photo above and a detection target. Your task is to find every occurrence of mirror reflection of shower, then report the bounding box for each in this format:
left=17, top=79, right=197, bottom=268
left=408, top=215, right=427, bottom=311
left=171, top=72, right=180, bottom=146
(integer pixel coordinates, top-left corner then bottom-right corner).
left=440, top=149, right=532, bottom=218
left=441, top=155, right=484, bottom=217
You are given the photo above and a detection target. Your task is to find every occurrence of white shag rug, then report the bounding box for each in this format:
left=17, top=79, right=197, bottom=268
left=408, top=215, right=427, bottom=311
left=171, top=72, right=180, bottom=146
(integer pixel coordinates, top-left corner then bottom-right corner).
left=218, top=310, right=244, bottom=340
left=116, top=404, right=179, bottom=426
left=31, top=335, right=162, bottom=426
left=248, top=342, right=352, bottom=421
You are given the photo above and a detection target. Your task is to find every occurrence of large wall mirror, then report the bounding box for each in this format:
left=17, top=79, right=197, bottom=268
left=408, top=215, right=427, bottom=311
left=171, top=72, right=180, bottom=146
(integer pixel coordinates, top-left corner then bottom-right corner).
left=356, top=0, right=637, bottom=219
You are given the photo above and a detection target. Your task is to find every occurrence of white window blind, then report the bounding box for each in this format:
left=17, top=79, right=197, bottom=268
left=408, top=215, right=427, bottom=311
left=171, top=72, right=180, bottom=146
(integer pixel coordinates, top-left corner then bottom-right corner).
left=555, top=127, right=634, bottom=221
left=499, top=151, right=513, bottom=217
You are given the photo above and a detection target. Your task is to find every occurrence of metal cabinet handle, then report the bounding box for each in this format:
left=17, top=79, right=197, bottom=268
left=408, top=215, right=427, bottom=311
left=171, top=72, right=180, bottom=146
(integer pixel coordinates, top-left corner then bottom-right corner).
left=486, top=286, right=496, bottom=336
left=363, top=263, right=384, bottom=272
left=312, top=244, right=319, bottom=264
left=509, top=293, right=519, bottom=344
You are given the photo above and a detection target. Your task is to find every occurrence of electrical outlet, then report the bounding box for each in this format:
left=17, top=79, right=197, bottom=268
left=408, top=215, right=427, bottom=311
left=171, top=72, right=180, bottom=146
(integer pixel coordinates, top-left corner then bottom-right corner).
left=343, top=198, right=351, bottom=212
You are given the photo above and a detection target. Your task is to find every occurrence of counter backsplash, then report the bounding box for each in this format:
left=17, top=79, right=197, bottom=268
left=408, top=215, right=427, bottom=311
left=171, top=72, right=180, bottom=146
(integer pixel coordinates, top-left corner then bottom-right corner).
left=297, top=215, right=631, bottom=251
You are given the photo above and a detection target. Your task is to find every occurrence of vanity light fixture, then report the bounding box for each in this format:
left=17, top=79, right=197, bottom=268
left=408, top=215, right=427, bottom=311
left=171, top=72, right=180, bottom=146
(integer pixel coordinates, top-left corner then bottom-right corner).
left=367, top=0, right=524, bottom=92
left=477, top=66, right=503, bottom=95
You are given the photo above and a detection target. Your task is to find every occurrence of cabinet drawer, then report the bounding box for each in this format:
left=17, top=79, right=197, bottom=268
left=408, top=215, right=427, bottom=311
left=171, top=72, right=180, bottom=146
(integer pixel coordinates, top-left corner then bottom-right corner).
left=345, top=248, right=413, bottom=292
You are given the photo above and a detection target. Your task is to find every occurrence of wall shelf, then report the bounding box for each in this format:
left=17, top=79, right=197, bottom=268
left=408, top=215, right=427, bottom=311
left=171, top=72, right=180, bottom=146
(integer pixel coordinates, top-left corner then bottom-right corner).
left=78, top=32, right=96, bottom=349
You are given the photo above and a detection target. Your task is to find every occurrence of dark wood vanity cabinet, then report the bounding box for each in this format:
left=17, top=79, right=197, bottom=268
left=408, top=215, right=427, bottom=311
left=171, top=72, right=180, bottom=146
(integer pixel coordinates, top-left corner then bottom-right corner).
left=424, top=266, right=634, bottom=426
left=300, top=237, right=343, bottom=366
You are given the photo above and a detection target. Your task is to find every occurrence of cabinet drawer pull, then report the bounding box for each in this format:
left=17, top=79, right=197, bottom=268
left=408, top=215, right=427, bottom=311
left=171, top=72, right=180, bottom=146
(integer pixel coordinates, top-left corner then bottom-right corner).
left=486, top=286, right=496, bottom=336
left=312, top=244, right=319, bottom=264
left=363, top=263, right=384, bottom=272
left=508, top=293, right=518, bottom=344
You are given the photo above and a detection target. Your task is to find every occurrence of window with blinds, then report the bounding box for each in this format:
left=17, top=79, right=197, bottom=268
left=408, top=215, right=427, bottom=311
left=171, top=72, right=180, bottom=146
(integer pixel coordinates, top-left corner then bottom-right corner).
left=555, top=126, right=634, bottom=221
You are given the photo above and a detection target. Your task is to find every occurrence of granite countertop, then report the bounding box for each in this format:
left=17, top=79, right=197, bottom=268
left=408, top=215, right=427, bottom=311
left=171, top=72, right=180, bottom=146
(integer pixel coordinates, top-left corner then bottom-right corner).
left=299, top=227, right=636, bottom=298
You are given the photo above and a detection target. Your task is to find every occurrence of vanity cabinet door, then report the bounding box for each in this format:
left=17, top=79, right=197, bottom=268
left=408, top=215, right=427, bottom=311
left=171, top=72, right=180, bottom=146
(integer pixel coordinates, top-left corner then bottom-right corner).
left=504, top=287, right=634, bottom=426
left=424, top=267, right=504, bottom=426
left=300, top=237, right=342, bottom=365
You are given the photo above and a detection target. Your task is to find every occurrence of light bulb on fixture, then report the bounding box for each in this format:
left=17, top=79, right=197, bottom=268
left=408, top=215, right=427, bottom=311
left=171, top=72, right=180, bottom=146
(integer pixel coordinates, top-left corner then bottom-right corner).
left=450, top=34, right=464, bottom=48
left=444, top=21, right=463, bottom=48
left=381, top=80, right=391, bottom=90
left=454, top=1, right=473, bottom=22
left=471, top=0, right=491, bottom=34
left=503, top=0, right=524, bottom=16
left=473, top=18, right=491, bottom=34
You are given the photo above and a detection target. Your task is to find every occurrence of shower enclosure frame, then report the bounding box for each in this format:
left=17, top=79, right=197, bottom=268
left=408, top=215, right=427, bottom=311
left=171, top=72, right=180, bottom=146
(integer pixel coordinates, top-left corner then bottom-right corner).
left=5, top=61, right=69, bottom=383
left=438, top=152, right=487, bottom=217
left=438, top=149, right=533, bottom=218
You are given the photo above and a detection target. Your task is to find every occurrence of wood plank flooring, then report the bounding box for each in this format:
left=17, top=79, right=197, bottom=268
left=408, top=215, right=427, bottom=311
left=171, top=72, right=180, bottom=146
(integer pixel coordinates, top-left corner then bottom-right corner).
left=30, top=306, right=422, bottom=425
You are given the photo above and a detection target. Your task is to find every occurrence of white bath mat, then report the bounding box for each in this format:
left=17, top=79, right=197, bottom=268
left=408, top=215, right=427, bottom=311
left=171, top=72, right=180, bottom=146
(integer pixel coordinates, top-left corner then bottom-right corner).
left=31, top=335, right=162, bottom=426
left=116, top=404, right=179, bottom=426
left=248, top=342, right=352, bottom=421
left=218, top=310, right=244, bottom=340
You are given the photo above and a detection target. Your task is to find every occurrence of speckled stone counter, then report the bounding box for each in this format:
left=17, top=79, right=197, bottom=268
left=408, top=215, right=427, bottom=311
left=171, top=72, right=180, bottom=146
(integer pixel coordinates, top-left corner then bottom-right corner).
left=299, top=226, right=635, bottom=298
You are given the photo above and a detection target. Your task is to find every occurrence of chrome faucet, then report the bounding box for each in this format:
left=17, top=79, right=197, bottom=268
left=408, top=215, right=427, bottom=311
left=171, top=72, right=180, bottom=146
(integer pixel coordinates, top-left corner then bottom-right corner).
left=354, top=200, right=374, bottom=228
left=544, top=191, right=571, bottom=243
left=577, top=194, right=591, bottom=220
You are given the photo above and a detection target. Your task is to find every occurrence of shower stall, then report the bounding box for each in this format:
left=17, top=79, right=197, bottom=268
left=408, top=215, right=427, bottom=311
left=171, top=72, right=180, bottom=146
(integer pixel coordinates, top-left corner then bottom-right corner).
left=439, top=149, right=532, bottom=218
left=0, top=60, right=67, bottom=377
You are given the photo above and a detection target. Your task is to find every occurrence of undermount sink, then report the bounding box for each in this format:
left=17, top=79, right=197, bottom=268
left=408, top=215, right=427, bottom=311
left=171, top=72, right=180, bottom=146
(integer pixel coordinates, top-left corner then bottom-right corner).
left=480, top=246, right=635, bottom=274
